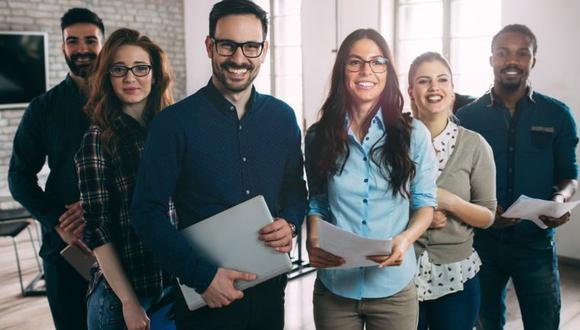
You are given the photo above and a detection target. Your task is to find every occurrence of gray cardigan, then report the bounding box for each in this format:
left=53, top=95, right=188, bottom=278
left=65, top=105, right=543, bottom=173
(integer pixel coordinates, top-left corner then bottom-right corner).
left=414, top=126, right=497, bottom=264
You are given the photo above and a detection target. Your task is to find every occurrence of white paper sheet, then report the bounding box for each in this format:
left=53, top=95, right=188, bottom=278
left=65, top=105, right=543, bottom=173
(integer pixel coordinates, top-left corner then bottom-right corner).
left=317, top=220, right=392, bottom=269
left=501, top=195, right=580, bottom=229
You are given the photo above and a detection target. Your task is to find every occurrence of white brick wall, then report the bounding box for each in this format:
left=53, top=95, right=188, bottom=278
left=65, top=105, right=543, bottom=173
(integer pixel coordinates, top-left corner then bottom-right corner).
left=0, top=0, right=187, bottom=200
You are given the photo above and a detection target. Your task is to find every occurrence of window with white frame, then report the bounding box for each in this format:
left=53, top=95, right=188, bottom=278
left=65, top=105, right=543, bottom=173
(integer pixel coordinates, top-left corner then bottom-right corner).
left=253, top=0, right=304, bottom=130
left=393, top=0, right=501, bottom=110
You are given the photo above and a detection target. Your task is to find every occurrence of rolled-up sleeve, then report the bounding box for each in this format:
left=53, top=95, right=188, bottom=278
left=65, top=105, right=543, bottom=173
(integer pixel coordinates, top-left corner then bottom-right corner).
left=75, top=127, right=113, bottom=249
left=554, top=106, right=579, bottom=182
left=410, top=120, right=438, bottom=210
left=304, top=127, right=332, bottom=220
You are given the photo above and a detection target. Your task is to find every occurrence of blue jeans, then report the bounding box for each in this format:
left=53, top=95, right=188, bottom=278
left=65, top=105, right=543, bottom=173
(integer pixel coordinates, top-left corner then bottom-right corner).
left=474, top=233, right=560, bottom=330
left=417, top=275, right=480, bottom=330
left=87, top=278, right=175, bottom=330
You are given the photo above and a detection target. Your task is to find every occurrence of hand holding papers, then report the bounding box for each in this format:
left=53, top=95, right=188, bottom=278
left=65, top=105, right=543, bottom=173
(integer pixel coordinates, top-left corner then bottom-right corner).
left=317, top=220, right=392, bottom=269
left=501, top=195, right=580, bottom=229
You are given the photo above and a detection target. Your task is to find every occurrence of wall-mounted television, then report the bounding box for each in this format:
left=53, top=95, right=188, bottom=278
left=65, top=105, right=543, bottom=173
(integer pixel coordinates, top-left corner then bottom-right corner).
left=0, top=31, right=49, bottom=109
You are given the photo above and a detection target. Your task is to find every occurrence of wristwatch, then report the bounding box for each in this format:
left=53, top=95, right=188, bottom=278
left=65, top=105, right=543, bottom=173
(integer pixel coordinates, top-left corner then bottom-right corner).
left=286, top=220, right=297, bottom=238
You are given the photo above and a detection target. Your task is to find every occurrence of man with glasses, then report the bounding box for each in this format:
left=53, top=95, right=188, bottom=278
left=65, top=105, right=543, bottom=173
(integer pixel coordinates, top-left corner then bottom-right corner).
left=8, top=8, right=104, bottom=330
left=130, top=0, right=306, bottom=329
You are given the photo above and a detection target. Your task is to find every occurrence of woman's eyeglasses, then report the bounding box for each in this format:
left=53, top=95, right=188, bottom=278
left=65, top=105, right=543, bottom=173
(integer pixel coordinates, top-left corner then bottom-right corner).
left=109, top=64, right=152, bottom=77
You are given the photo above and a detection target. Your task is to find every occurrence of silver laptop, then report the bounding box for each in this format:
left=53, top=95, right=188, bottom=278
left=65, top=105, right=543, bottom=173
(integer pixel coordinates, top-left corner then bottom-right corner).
left=178, top=195, right=293, bottom=311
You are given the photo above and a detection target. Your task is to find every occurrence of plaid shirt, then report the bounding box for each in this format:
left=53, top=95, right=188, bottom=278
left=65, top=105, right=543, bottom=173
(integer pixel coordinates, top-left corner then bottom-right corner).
left=76, top=113, right=174, bottom=298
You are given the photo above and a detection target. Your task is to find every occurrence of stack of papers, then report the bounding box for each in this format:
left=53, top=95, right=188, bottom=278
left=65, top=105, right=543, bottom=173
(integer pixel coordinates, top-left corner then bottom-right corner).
left=317, top=220, right=392, bottom=269
left=501, top=195, right=580, bottom=229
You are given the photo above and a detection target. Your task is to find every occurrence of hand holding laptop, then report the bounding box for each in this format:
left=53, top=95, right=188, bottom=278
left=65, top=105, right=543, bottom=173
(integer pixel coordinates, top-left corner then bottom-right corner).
left=201, top=268, right=257, bottom=308
left=258, top=217, right=294, bottom=253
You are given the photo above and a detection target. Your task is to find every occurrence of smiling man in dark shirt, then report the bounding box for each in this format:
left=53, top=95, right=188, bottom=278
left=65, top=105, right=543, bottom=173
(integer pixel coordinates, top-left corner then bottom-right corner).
left=130, top=1, right=307, bottom=329
left=457, top=24, right=578, bottom=330
left=8, top=8, right=104, bottom=330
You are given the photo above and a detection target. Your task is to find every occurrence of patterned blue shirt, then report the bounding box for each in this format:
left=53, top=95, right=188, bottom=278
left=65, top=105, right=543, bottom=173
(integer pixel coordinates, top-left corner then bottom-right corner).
left=306, top=112, right=438, bottom=299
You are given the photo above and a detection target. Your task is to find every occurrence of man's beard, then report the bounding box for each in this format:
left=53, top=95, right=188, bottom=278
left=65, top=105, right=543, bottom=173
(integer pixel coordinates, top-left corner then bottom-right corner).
left=499, top=79, right=523, bottom=93
left=65, top=52, right=97, bottom=78
left=498, top=65, right=526, bottom=93
left=212, top=60, right=257, bottom=93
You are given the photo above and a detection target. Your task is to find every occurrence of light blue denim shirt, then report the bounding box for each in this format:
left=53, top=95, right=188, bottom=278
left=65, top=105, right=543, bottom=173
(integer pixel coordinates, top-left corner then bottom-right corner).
left=306, top=111, right=438, bottom=299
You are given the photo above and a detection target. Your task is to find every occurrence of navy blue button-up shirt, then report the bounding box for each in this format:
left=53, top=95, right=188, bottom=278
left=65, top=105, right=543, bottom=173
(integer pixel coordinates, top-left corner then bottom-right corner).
left=9, top=75, right=88, bottom=260
left=131, top=81, right=307, bottom=293
left=456, top=88, right=578, bottom=247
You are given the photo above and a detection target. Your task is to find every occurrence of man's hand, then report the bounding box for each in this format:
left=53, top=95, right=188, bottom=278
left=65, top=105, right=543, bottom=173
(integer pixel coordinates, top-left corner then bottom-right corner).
left=258, top=218, right=293, bottom=253
left=493, top=205, right=521, bottom=228
left=122, top=300, right=150, bottom=330
left=430, top=209, right=448, bottom=229
left=59, top=202, right=84, bottom=239
left=306, top=237, right=344, bottom=268
left=540, top=193, right=572, bottom=228
left=540, top=212, right=571, bottom=228
left=367, top=234, right=411, bottom=267
left=201, top=268, right=256, bottom=308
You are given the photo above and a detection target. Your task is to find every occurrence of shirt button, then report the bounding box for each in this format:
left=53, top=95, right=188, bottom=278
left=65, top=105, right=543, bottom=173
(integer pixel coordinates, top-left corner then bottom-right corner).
left=365, top=137, right=370, bottom=141
left=363, top=157, right=368, bottom=161
left=229, top=106, right=235, bottom=111
left=363, top=199, right=368, bottom=204
left=508, top=147, right=514, bottom=152
left=239, top=125, right=243, bottom=130
left=242, top=157, right=247, bottom=162
left=364, top=178, right=368, bottom=183
left=362, top=220, right=367, bottom=225
left=246, top=190, right=250, bottom=195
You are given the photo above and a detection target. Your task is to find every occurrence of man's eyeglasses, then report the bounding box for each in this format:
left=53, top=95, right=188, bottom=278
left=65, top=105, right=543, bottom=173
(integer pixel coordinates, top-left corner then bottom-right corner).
left=345, top=57, right=389, bottom=73
left=212, top=38, right=265, bottom=58
left=109, top=64, right=152, bottom=77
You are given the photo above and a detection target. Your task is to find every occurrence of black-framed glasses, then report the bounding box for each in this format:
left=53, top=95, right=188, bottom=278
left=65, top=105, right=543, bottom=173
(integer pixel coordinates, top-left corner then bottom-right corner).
left=211, top=38, right=265, bottom=58
left=345, top=57, right=389, bottom=73
left=109, top=64, right=152, bottom=77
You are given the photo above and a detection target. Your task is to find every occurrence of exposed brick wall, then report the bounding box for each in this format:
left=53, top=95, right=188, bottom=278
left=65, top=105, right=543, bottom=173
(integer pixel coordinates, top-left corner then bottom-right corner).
left=0, top=0, right=186, bottom=200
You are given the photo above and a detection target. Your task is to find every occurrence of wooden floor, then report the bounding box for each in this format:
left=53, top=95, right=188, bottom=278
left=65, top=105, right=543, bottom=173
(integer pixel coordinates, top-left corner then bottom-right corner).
left=1, top=228, right=579, bottom=330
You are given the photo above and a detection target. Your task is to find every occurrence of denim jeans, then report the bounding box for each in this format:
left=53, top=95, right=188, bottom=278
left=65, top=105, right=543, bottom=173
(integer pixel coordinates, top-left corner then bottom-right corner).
left=87, top=278, right=174, bottom=330
left=417, top=275, right=480, bottom=330
left=474, top=233, right=561, bottom=330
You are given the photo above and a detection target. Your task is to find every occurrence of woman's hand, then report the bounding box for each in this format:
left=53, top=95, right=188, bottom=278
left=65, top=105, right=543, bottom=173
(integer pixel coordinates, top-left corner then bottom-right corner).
left=122, top=300, right=150, bottom=330
left=367, top=234, right=412, bottom=267
left=430, top=209, right=448, bottom=229
left=306, top=237, right=345, bottom=268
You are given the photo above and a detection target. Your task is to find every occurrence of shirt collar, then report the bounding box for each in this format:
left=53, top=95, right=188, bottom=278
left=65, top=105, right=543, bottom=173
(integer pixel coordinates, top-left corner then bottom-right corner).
left=205, top=79, right=257, bottom=114
left=112, top=112, right=145, bottom=131
left=432, top=120, right=457, bottom=152
left=487, top=84, right=535, bottom=107
left=344, top=109, right=385, bottom=132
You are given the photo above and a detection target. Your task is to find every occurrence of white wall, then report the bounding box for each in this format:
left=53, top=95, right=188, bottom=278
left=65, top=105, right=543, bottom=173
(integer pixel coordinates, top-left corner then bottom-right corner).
left=184, top=0, right=214, bottom=94
left=501, top=0, right=580, bottom=259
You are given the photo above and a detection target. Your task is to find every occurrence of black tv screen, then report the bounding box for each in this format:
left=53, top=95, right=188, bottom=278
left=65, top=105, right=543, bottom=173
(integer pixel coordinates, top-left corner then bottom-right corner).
left=0, top=32, right=48, bottom=109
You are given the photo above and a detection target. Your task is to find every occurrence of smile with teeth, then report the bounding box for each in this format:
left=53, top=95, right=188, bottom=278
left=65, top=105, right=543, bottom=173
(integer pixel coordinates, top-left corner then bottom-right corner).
left=426, top=95, right=443, bottom=102
left=226, top=67, right=249, bottom=75
left=504, top=70, right=520, bottom=76
left=356, top=81, right=376, bottom=89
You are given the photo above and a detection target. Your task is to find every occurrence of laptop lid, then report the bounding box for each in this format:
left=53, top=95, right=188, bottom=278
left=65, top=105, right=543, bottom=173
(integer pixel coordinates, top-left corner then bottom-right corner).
left=178, top=195, right=293, bottom=311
